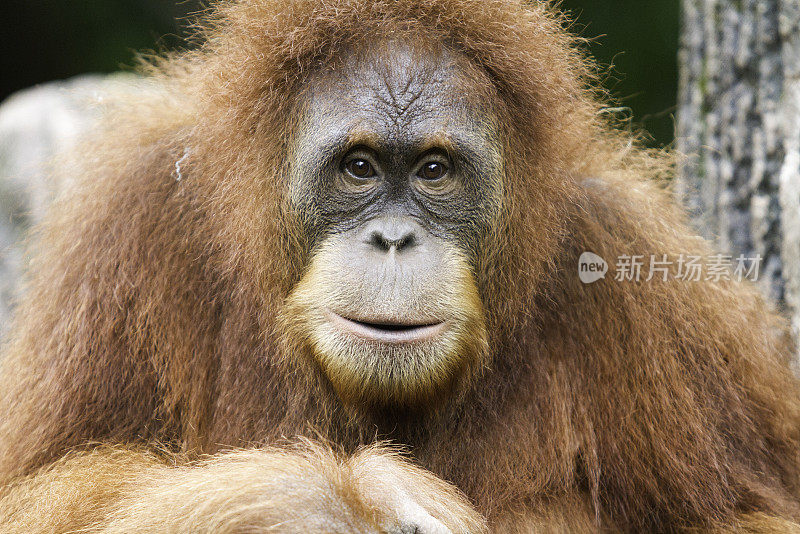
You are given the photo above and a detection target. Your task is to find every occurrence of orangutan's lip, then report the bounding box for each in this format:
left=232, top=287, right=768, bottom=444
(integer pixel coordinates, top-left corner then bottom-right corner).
left=326, top=310, right=446, bottom=344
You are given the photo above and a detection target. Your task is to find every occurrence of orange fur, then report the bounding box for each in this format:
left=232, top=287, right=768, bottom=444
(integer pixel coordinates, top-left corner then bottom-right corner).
left=1, top=443, right=485, bottom=533
left=1, top=0, right=800, bottom=532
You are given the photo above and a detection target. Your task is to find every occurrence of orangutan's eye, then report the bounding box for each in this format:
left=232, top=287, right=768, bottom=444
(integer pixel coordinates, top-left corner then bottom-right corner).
left=418, top=162, right=448, bottom=181
left=345, top=158, right=376, bottom=179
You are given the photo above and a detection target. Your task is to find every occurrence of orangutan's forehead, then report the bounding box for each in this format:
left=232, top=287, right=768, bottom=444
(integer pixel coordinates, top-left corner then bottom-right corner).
left=302, top=40, right=494, bottom=153
left=347, top=42, right=459, bottom=119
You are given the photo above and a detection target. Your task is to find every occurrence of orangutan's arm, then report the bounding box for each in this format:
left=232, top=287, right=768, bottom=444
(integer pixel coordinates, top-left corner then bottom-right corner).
left=0, top=442, right=487, bottom=534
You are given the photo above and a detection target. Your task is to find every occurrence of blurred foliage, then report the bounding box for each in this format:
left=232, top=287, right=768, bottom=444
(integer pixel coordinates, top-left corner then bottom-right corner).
left=0, top=1, right=203, bottom=98
left=0, top=0, right=679, bottom=146
left=560, top=1, right=680, bottom=146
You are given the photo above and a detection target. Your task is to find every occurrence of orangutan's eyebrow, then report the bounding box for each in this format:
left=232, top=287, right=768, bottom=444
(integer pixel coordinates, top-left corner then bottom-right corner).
left=343, top=129, right=383, bottom=152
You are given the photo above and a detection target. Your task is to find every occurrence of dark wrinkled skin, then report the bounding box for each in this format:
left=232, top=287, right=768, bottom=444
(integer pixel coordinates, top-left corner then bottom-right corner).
left=290, top=42, right=504, bottom=268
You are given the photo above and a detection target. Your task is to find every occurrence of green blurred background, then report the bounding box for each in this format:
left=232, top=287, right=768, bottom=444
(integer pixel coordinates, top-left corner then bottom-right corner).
left=0, top=1, right=680, bottom=146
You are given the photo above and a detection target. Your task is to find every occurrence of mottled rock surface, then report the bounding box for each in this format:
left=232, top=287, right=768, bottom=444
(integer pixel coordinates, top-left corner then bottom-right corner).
left=0, top=75, right=138, bottom=336
left=677, top=0, right=800, bottom=360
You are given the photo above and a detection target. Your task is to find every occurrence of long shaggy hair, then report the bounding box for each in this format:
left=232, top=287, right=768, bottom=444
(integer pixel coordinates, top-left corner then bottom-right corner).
left=1, top=0, right=799, bottom=531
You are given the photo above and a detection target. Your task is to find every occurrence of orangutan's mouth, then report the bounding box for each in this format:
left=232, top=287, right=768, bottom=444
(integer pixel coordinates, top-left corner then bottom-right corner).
left=327, top=310, right=446, bottom=344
